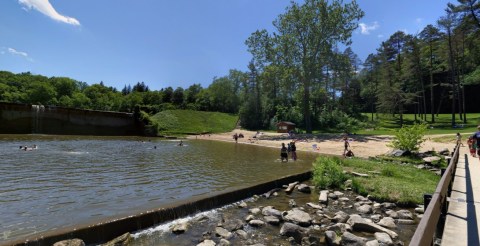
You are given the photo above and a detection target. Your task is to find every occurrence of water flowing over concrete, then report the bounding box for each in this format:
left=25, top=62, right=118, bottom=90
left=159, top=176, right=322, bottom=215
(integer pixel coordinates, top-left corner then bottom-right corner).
left=0, top=102, right=143, bottom=135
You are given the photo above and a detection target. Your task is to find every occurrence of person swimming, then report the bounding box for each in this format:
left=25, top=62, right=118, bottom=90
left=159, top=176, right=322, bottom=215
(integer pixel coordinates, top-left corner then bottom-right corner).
left=178, top=140, right=184, bottom=146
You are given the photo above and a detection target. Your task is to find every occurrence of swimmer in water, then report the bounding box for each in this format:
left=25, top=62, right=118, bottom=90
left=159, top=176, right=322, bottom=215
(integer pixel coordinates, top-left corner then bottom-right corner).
left=178, top=140, right=183, bottom=146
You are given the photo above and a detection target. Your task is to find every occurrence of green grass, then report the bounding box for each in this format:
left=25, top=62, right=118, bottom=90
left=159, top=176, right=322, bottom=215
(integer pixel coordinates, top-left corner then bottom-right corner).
left=357, top=113, right=480, bottom=135
left=312, top=156, right=440, bottom=205
left=150, top=110, right=238, bottom=136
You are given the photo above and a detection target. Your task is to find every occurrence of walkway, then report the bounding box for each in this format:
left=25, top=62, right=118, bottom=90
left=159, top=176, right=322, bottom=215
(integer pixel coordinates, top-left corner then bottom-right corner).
left=441, top=146, right=480, bottom=245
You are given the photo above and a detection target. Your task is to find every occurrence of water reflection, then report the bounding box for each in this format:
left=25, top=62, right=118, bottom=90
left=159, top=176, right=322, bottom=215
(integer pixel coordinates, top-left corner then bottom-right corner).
left=0, top=135, right=317, bottom=242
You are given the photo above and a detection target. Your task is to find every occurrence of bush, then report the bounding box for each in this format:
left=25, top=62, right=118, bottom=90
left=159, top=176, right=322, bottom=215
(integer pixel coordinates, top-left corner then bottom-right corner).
left=312, top=156, right=347, bottom=189
left=388, top=123, right=427, bottom=152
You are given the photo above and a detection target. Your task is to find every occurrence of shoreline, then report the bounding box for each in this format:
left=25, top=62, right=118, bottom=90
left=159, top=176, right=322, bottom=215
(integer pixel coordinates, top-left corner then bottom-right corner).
left=189, top=130, right=453, bottom=159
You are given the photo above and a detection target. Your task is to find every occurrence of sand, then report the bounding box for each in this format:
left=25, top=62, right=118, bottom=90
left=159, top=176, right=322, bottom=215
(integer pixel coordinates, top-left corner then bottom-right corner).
left=190, top=130, right=455, bottom=158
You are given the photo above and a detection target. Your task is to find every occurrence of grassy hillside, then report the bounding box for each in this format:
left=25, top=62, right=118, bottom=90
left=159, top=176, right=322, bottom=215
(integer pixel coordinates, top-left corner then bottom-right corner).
left=150, top=110, right=238, bottom=135
left=358, top=113, right=480, bottom=135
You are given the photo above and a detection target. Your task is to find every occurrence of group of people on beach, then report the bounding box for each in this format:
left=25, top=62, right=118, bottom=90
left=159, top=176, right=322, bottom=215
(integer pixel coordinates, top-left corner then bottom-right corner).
left=280, top=141, right=297, bottom=162
left=466, top=125, right=480, bottom=160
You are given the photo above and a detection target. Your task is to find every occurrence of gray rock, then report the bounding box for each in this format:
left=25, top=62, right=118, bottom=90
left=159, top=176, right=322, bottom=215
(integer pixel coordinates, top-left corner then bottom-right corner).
left=396, top=219, right=415, bottom=225
left=285, top=181, right=299, bottom=194
left=235, top=230, right=248, bottom=239
left=101, top=233, right=132, bottom=246
left=219, top=239, right=230, bottom=246
left=377, top=217, right=396, bottom=229
left=415, top=206, right=425, bottom=214
left=347, top=214, right=367, bottom=226
left=325, top=230, right=340, bottom=246
left=237, top=201, right=248, bottom=208
left=289, top=199, right=297, bottom=207
left=261, top=206, right=282, bottom=218
left=334, top=191, right=344, bottom=196
left=223, top=219, right=244, bottom=231
left=341, top=231, right=368, bottom=246
left=329, top=192, right=339, bottom=199
left=332, top=211, right=350, bottom=223
left=279, top=222, right=310, bottom=244
left=351, top=220, right=398, bottom=240
left=381, top=202, right=396, bottom=209
left=249, top=219, right=265, bottom=227
left=249, top=207, right=261, bottom=215
left=297, top=184, right=312, bottom=193
left=371, top=214, right=382, bottom=223
left=366, top=240, right=379, bottom=246
left=327, top=223, right=352, bottom=234
left=356, top=204, right=373, bottom=214
left=307, top=202, right=323, bottom=209
left=172, top=222, right=189, bottom=234
left=374, top=232, right=393, bottom=245
left=215, top=226, right=233, bottom=239
left=264, top=215, right=280, bottom=225
left=319, top=190, right=329, bottom=204
left=385, top=210, right=398, bottom=219
left=396, top=210, right=414, bottom=220
left=196, top=240, right=216, bottom=246
left=282, top=208, right=312, bottom=226
left=245, top=214, right=254, bottom=222
left=339, top=197, right=350, bottom=202
left=53, top=239, right=85, bottom=246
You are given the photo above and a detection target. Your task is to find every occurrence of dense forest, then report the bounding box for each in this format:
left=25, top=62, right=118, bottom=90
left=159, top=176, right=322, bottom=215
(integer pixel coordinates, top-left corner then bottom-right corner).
left=1, top=0, right=479, bottom=133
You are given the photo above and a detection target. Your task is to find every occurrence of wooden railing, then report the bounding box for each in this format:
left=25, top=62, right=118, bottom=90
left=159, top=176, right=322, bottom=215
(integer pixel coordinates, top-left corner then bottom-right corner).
left=409, top=143, right=460, bottom=246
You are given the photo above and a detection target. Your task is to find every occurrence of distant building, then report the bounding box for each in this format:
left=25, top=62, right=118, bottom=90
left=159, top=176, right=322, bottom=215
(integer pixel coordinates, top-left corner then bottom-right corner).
left=276, top=121, right=296, bottom=133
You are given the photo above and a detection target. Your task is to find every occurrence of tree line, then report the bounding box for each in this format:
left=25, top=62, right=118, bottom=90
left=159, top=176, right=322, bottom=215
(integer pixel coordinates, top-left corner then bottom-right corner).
left=1, top=0, right=479, bottom=132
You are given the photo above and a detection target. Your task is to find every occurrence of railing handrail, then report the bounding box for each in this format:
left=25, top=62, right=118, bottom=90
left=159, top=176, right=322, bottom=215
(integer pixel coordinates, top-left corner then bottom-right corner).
left=409, top=143, right=460, bottom=246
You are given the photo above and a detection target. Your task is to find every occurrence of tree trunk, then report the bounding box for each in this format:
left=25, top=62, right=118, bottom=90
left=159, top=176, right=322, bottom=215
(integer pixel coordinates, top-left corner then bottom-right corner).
left=429, top=43, right=435, bottom=123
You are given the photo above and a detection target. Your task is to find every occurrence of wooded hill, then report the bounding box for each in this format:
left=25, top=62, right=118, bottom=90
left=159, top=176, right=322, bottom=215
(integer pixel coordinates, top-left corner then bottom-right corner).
left=1, top=0, right=479, bottom=132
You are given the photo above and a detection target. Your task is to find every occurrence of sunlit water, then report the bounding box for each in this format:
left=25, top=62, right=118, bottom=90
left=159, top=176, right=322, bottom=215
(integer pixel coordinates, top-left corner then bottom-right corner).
left=0, top=135, right=317, bottom=243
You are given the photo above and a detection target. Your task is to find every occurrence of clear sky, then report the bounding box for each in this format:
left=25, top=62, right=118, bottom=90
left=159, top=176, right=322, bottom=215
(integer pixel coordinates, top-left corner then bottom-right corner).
left=1, top=0, right=453, bottom=91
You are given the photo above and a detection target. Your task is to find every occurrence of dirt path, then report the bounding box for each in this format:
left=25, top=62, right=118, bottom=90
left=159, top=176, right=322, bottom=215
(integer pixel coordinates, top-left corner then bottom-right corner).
left=190, top=130, right=455, bottom=158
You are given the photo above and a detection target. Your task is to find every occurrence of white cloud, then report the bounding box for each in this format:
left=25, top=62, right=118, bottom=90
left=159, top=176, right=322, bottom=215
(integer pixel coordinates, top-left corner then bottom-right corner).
left=2, top=47, right=34, bottom=62
left=18, top=0, right=80, bottom=26
left=358, top=21, right=379, bottom=35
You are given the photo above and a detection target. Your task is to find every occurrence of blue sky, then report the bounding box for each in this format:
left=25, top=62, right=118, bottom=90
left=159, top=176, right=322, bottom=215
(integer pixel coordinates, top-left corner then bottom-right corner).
left=1, top=0, right=452, bottom=91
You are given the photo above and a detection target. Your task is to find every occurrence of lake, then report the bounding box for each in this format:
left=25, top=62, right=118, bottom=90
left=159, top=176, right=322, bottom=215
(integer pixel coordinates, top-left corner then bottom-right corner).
left=0, top=135, right=318, bottom=243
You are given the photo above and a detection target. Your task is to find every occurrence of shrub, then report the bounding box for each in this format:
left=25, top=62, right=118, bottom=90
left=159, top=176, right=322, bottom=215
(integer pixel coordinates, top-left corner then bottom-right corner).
left=312, top=156, right=347, bottom=189
left=388, top=123, right=427, bottom=152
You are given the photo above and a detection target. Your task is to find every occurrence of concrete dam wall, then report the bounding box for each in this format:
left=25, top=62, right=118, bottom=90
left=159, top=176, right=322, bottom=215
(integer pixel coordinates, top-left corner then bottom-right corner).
left=0, top=102, right=143, bottom=135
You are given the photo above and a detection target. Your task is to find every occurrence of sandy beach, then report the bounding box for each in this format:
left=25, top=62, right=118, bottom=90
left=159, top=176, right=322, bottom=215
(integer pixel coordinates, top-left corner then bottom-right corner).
left=190, top=130, right=455, bottom=158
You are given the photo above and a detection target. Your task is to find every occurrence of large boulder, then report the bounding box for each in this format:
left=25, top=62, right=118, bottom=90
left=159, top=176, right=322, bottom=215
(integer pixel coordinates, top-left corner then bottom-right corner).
left=341, top=231, right=368, bottom=246
left=223, top=219, right=244, bottom=231
left=332, top=211, right=350, bottom=223
left=374, top=232, right=393, bottom=245
left=172, top=221, right=189, bottom=234
left=377, top=217, right=396, bottom=229
left=282, top=208, right=312, bottom=227
left=279, top=222, right=310, bottom=243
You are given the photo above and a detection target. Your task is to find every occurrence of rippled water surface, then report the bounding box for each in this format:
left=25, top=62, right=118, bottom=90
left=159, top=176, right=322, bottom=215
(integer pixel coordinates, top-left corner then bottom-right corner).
left=0, top=135, right=318, bottom=243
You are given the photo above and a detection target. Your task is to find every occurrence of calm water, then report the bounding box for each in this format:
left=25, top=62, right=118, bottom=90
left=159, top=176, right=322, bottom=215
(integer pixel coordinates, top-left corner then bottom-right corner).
left=0, top=135, right=317, bottom=243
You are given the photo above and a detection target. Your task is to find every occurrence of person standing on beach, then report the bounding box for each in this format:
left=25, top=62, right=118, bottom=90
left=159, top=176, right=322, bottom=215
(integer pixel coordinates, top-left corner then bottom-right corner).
left=456, top=133, right=464, bottom=147
left=343, top=136, right=350, bottom=157
left=280, top=143, right=288, bottom=162
left=472, top=126, right=480, bottom=160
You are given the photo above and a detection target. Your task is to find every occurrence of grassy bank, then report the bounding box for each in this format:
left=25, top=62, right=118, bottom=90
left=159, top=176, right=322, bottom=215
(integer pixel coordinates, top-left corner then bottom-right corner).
left=150, top=110, right=238, bottom=136
left=357, top=113, right=480, bottom=135
left=313, top=156, right=440, bottom=206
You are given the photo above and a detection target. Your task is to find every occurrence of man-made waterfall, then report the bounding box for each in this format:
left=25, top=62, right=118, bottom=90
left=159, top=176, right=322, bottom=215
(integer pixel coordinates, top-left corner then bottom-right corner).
left=31, top=104, right=45, bottom=133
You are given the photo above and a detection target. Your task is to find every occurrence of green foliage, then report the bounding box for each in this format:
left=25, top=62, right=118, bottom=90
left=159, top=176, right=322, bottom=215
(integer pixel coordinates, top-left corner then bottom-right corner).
left=150, top=110, right=238, bottom=135
left=388, top=123, right=428, bottom=152
left=317, top=107, right=363, bottom=133
left=312, top=156, right=347, bottom=189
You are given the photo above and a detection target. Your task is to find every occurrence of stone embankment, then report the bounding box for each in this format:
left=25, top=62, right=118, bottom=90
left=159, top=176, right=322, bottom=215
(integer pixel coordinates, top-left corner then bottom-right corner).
left=54, top=179, right=424, bottom=246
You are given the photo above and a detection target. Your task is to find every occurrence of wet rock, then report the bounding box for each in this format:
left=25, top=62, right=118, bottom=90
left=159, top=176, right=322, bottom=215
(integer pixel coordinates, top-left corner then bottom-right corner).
left=245, top=214, right=254, bottom=222
left=329, top=192, right=339, bottom=200
left=264, top=215, right=280, bottom=225
left=282, top=208, right=312, bottom=226
left=396, top=210, right=414, bottom=220
left=366, top=240, right=379, bottom=246
left=285, top=181, right=299, bottom=194
left=327, top=223, right=352, bottom=234
left=196, top=240, right=216, bottom=246
left=415, top=206, right=425, bottom=214
left=377, top=217, right=396, bottom=229
left=297, top=184, right=312, bottom=193
left=341, top=231, right=368, bottom=246
left=332, top=211, right=350, bottom=223
left=215, top=226, right=233, bottom=239
left=279, top=222, right=310, bottom=243
left=347, top=214, right=367, bottom=226
left=355, top=196, right=369, bottom=202
left=101, top=233, right=132, bottom=246
left=319, top=190, right=329, bottom=204
left=261, top=206, right=282, bottom=218
left=385, top=210, right=398, bottom=219
left=356, top=204, right=373, bottom=214
left=223, top=219, right=243, bottom=231
left=219, top=239, right=230, bottom=246
left=249, top=207, right=261, bottom=215
left=172, top=221, right=189, bottom=234
left=307, top=202, right=323, bottom=209
left=374, top=232, right=393, bottom=245
left=351, top=220, right=398, bottom=240
left=53, top=239, right=85, bottom=246
left=264, top=188, right=281, bottom=198
left=248, top=219, right=265, bottom=227
left=235, top=230, right=248, bottom=239
left=325, top=231, right=340, bottom=246
left=396, top=219, right=415, bottom=225
left=237, top=201, right=248, bottom=208
left=371, top=214, right=382, bottom=223
left=289, top=199, right=297, bottom=207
